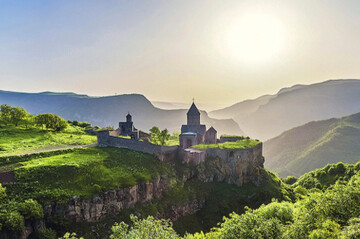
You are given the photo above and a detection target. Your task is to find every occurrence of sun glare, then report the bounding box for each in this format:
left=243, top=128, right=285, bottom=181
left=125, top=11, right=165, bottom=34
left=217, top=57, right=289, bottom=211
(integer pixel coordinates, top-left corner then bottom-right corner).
left=225, top=14, right=287, bottom=65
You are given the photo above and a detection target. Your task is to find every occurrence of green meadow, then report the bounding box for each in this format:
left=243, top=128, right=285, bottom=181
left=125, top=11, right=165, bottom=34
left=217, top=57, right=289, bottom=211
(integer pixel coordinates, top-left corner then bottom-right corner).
left=0, top=124, right=96, bottom=156
left=5, top=147, right=172, bottom=204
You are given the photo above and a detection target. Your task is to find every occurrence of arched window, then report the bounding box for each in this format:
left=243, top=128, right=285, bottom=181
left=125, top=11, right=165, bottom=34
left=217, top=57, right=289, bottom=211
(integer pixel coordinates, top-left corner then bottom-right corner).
left=229, top=151, right=234, bottom=157
left=186, top=139, right=192, bottom=148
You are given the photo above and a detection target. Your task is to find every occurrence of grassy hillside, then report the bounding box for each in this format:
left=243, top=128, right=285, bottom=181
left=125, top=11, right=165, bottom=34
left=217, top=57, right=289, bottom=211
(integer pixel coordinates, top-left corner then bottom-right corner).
left=3, top=147, right=171, bottom=204
left=264, top=112, right=360, bottom=177
left=293, top=161, right=360, bottom=190
left=0, top=124, right=96, bottom=156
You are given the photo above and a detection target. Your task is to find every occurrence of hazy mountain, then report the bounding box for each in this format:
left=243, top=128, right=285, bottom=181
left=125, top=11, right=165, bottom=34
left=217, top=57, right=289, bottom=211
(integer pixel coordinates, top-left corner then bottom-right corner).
left=0, top=90, right=243, bottom=135
left=264, top=112, right=360, bottom=177
left=211, top=79, right=360, bottom=140
left=153, top=101, right=222, bottom=111
left=209, top=94, right=274, bottom=119
left=152, top=101, right=188, bottom=110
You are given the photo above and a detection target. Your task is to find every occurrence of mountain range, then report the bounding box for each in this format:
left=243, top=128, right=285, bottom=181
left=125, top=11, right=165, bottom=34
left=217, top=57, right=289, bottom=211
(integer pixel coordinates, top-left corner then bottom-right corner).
left=264, top=112, right=360, bottom=177
left=0, top=90, right=242, bottom=135
left=209, top=79, right=360, bottom=140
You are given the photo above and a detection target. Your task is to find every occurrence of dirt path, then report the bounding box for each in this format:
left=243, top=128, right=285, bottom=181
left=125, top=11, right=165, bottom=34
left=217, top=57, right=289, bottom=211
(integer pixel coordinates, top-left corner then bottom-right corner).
left=1, top=143, right=98, bottom=158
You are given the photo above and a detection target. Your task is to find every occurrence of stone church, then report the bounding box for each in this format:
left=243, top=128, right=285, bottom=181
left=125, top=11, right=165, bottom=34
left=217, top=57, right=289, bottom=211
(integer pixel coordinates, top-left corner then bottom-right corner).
left=118, top=113, right=139, bottom=139
left=179, top=102, right=217, bottom=148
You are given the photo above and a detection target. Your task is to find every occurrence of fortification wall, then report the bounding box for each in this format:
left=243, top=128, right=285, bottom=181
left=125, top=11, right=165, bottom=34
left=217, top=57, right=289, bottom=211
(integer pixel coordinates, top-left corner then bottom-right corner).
left=97, top=130, right=178, bottom=162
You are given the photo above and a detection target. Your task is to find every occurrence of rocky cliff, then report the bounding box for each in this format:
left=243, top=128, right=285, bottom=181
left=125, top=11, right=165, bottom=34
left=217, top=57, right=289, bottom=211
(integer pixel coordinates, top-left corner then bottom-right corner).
left=45, top=175, right=170, bottom=222
left=194, top=144, right=265, bottom=186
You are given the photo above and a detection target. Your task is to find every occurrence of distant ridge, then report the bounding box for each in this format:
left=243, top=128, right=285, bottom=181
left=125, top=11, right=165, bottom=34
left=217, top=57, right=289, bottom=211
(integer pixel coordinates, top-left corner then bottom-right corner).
left=210, top=79, right=360, bottom=140
left=0, top=90, right=243, bottom=136
left=264, top=111, right=360, bottom=177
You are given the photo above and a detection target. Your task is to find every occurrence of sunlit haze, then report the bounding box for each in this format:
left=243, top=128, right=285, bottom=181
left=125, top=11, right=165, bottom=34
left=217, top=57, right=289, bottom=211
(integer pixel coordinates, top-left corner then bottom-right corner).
left=1, top=0, right=360, bottom=109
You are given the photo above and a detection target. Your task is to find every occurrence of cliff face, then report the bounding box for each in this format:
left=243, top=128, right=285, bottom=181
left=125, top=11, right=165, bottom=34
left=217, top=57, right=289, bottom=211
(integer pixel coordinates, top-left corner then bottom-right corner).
left=45, top=176, right=170, bottom=222
left=195, top=144, right=265, bottom=186
left=44, top=145, right=264, bottom=226
left=165, top=199, right=205, bottom=222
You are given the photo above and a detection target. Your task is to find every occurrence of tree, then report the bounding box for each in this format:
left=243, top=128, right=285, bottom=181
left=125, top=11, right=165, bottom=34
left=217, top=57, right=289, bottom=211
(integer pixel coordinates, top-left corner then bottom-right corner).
left=110, top=215, right=179, bottom=239
left=35, top=113, right=68, bottom=131
left=9, top=107, right=27, bottom=126
left=150, top=126, right=170, bottom=145
left=0, top=104, right=12, bottom=124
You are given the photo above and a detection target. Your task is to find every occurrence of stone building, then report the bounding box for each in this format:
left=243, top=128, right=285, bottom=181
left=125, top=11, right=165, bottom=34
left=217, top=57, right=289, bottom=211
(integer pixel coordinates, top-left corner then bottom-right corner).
left=118, top=113, right=139, bottom=140
left=179, top=102, right=217, bottom=148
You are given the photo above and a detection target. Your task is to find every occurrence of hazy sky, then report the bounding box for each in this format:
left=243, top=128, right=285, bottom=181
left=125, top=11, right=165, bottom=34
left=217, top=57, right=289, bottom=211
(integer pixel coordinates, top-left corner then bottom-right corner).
left=1, top=0, right=360, bottom=108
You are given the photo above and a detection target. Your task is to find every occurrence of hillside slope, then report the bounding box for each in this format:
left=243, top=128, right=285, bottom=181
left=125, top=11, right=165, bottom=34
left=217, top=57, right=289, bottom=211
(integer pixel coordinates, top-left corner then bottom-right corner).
left=264, top=112, right=360, bottom=177
left=210, top=79, right=360, bottom=140
left=0, top=90, right=242, bottom=135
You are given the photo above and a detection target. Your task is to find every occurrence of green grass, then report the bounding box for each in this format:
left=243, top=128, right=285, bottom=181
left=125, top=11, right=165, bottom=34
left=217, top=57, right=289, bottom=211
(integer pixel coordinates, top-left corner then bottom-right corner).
left=119, top=135, right=131, bottom=139
left=192, top=139, right=261, bottom=149
left=0, top=124, right=97, bottom=156
left=165, top=138, right=179, bottom=146
left=220, top=135, right=245, bottom=138
left=6, top=147, right=172, bottom=204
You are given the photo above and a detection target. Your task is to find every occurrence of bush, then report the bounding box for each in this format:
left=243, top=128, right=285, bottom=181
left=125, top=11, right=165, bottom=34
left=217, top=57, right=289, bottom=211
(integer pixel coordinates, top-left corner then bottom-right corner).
left=35, top=113, right=68, bottom=131
left=283, top=176, right=297, bottom=185
left=59, top=232, right=83, bottom=239
left=38, top=228, right=57, bottom=239
left=0, top=183, right=6, bottom=201
left=0, top=211, right=25, bottom=232
left=110, top=215, right=180, bottom=239
left=18, top=199, right=44, bottom=220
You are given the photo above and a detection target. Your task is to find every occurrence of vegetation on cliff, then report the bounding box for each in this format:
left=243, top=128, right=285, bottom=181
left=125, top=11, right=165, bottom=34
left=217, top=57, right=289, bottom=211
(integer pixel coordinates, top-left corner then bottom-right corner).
left=75, top=162, right=360, bottom=239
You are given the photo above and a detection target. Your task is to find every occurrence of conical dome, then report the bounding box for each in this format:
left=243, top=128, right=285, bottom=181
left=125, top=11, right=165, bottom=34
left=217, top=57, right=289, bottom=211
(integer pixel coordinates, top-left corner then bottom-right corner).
left=187, top=102, right=200, bottom=125
left=187, top=102, right=200, bottom=115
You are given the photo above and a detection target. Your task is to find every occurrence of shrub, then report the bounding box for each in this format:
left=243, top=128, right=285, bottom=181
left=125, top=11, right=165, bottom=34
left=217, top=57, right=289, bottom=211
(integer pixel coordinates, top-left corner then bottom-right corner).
left=0, top=183, right=6, bottom=201
left=59, top=232, right=83, bottom=239
left=0, top=211, right=25, bottom=232
left=283, top=176, right=297, bottom=185
left=110, top=215, right=180, bottom=239
left=35, top=113, right=68, bottom=131
left=18, top=199, right=44, bottom=220
left=38, top=228, right=57, bottom=239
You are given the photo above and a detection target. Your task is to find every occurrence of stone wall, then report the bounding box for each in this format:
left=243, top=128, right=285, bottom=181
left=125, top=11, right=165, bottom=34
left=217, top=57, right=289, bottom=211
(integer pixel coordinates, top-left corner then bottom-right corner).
left=180, top=148, right=206, bottom=165
left=97, top=130, right=179, bottom=162
left=45, top=176, right=170, bottom=222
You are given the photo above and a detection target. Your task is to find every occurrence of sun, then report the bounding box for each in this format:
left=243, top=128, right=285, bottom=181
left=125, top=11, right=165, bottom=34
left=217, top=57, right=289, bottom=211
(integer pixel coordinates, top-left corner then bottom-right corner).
left=224, top=13, right=287, bottom=65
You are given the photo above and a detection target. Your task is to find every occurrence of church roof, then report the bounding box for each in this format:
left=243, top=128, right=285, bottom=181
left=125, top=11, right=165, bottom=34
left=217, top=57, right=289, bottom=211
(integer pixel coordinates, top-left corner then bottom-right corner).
left=187, top=102, right=200, bottom=115
left=207, top=126, right=217, bottom=133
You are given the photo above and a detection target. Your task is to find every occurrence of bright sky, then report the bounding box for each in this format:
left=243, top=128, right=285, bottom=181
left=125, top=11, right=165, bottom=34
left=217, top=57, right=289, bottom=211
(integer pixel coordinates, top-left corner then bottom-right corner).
left=1, top=0, right=360, bottom=108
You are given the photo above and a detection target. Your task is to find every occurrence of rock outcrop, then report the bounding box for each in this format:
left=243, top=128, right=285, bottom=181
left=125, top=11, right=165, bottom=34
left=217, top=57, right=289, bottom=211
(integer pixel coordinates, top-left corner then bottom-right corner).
left=166, top=199, right=205, bottom=221
left=195, top=144, right=264, bottom=186
left=45, top=175, right=170, bottom=222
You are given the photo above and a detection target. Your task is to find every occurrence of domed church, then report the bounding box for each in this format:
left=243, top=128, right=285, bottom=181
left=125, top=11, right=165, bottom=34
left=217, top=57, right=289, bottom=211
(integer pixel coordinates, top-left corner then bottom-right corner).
left=179, top=102, right=217, bottom=148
